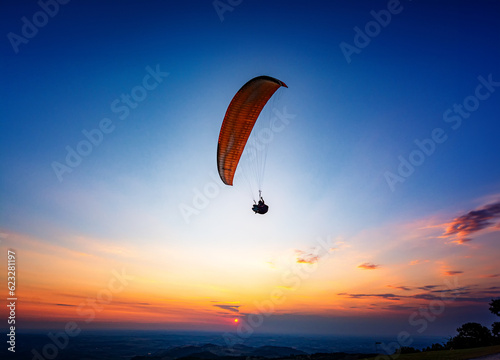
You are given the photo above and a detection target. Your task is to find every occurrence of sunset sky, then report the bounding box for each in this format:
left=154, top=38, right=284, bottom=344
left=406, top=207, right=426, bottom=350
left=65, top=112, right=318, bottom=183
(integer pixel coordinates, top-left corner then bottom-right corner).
left=1, top=0, right=500, bottom=338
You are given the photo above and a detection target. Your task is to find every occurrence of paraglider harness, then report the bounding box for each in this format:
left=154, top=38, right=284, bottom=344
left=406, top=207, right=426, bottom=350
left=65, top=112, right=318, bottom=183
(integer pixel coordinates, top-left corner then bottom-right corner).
left=252, top=191, right=269, bottom=215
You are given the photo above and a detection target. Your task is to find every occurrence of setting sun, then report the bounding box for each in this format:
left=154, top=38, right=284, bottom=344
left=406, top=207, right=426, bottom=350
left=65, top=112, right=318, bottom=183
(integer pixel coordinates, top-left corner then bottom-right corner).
left=234, top=319, right=239, bottom=323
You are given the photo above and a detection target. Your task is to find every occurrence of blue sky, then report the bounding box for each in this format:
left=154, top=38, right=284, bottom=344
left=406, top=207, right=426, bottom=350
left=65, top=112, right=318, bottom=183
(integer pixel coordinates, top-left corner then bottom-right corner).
left=1, top=0, right=500, bottom=337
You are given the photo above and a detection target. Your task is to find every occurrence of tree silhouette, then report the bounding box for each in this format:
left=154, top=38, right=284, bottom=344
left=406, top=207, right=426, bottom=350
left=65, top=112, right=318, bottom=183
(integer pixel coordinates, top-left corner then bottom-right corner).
left=491, top=299, right=500, bottom=344
left=424, top=343, right=445, bottom=352
left=448, top=322, right=492, bottom=349
left=492, top=322, right=500, bottom=337
left=490, top=299, right=500, bottom=317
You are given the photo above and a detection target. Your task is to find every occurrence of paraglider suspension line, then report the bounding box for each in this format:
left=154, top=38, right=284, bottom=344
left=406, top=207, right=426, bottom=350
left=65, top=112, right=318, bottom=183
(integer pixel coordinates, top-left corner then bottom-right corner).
left=254, top=190, right=263, bottom=204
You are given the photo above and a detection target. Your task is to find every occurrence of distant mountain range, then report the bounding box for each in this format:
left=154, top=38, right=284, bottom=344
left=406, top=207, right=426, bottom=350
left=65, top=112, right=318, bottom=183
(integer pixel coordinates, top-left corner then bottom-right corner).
left=130, top=343, right=376, bottom=360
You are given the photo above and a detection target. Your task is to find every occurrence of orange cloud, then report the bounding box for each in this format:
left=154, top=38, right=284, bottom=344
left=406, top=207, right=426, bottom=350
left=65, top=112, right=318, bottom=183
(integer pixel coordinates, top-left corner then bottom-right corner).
left=442, top=200, right=500, bottom=243
left=443, top=270, right=464, bottom=276
left=409, top=259, right=430, bottom=266
left=297, top=255, right=320, bottom=264
left=387, top=285, right=411, bottom=291
left=358, top=263, right=379, bottom=270
left=295, top=250, right=320, bottom=265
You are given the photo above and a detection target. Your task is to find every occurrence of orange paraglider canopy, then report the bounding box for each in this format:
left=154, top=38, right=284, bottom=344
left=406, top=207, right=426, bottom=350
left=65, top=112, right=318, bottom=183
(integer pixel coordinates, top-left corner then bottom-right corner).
left=217, top=75, right=287, bottom=186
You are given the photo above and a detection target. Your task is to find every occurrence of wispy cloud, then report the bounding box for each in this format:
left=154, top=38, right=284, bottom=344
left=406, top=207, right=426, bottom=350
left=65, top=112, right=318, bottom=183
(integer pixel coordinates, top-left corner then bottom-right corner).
left=417, top=285, right=439, bottom=291
left=387, top=285, right=411, bottom=291
left=339, top=293, right=401, bottom=301
left=297, top=255, right=320, bottom=264
left=442, top=200, right=500, bottom=243
left=295, top=250, right=320, bottom=265
left=213, top=304, right=240, bottom=313
left=443, top=270, right=464, bottom=276
left=358, top=262, right=379, bottom=270
left=485, top=287, right=500, bottom=294
left=409, top=259, right=429, bottom=266
left=339, top=284, right=479, bottom=304
left=382, top=304, right=415, bottom=311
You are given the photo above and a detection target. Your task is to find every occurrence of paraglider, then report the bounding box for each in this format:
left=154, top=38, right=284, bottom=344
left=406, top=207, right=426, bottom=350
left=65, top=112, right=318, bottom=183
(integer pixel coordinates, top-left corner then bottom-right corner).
left=217, top=75, right=287, bottom=214
left=252, top=191, right=269, bottom=215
